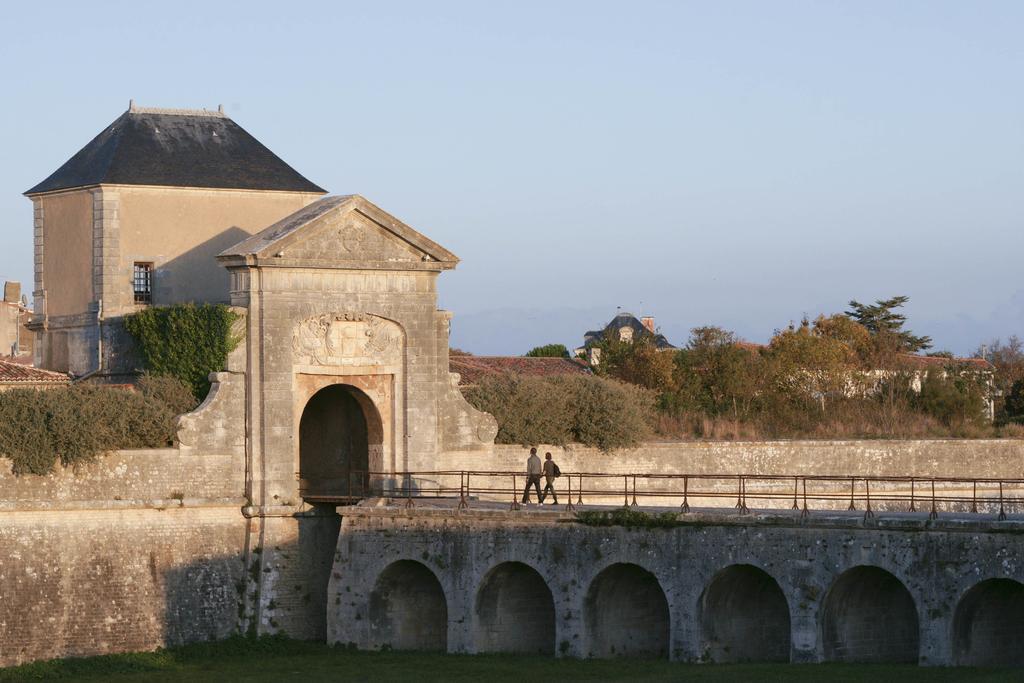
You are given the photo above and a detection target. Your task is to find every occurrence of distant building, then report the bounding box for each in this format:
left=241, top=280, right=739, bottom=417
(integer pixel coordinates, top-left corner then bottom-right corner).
left=576, top=311, right=676, bottom=364
left=25, top=103, right=326, bottom=377
left=0, top=282, right=32, bottom=360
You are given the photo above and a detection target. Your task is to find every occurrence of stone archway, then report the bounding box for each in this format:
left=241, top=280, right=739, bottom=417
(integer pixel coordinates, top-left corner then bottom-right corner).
left=475, top=562, right=555, bottom=655
left=821, top=566, right=919, bottom=663
left=699, top=564, right=790, bottom=662
left=298, top=383, right=383, bottom=502
left=953, top=578, right=1024, bottom=667
left=369, top=560, right=447, bottom=651
left=584, top=563, right=669, bottom=658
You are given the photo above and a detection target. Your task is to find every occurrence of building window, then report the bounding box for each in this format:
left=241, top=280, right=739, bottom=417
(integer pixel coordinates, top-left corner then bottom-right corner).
left=133, top=262, right=153, bottom=304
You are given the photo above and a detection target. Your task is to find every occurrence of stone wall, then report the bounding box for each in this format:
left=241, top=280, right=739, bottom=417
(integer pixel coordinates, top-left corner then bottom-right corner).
left=0, top=506, right=245, bottom=666
left=329, top=506, right=1024, bottom=666
left=435, top=440, right=1024, bottom=510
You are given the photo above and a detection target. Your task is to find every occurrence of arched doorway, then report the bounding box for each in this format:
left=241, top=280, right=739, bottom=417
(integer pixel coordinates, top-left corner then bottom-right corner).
left=475, top=562, right=555, bottom=655
left=584, top=563, right=670, bottom=658
left=369, top=560, right=447, bottom=651
left=953, top=578, right=1024, bottom=667
left=699, top=564, right=790, bottom=662
left=299, top=384, right=381, bottom=502
left=821, top=566, right=919, bottom=663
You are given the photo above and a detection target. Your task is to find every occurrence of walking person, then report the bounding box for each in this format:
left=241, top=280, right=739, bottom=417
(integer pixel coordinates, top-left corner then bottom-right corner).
left=522, top=447, right=543, bottom=504
left=540, top=452, right=560, bottom=504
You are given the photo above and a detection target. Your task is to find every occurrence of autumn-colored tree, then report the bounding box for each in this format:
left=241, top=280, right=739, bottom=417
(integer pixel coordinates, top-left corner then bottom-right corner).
left=766, top=319, right=859, bottom=411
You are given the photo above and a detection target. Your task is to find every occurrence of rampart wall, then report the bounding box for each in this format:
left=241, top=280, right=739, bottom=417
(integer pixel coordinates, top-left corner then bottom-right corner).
left=0, top=438, right=1021, bottom=666
left=330, top=506, right=1024, bottom=667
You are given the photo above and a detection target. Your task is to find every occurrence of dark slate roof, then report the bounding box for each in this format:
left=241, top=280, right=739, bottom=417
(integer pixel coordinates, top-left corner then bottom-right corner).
left=583, top=312, right=676, bottom=350
left=25, top=106, right=326, bottom=195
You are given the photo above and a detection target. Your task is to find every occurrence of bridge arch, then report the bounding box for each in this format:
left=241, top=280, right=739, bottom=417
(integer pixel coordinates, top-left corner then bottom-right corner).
left=699, top=563, right=790, bottom=662
left=584, top=562, right=669, bottom=658
left=821, top=565, right=919, bottom=663
left=298, top=383, right=383, bottom=502
left=474, top=561, right=555, bottom=654
left=953, top=578, right=1024, bottom=667
left=368, top=560, right=447, bottom=651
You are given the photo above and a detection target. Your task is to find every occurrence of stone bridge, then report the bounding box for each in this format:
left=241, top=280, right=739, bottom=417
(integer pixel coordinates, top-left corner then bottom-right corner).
left=328, top=503, right=1024, bottom=667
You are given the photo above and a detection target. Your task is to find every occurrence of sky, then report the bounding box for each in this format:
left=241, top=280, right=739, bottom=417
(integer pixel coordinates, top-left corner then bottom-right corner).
left=1, top=1, right=1021, bottom=356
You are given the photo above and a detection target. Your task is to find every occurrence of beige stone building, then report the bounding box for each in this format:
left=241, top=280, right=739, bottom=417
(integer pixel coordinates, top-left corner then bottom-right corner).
left=0, top=281, right=32, bottom=359
left=25, top=103, right=326, bottom=376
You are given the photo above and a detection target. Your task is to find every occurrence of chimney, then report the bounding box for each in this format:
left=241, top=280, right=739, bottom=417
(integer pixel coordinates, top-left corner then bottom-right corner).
left=641, top=316, right=655, bottom=333
left=3, top=281, right=20, bottom=304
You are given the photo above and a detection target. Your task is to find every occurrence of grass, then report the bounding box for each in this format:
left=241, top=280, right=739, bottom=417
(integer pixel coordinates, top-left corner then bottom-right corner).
left=1, top=637, right=1020, bottom=682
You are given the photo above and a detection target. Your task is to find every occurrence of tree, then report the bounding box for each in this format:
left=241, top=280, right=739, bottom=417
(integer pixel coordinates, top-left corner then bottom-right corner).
left=974, top=336, right=1024, bottom=423
left=767, top=320, right=858, bottom=411
left=591, top=332, right=676, bottom=393
left=916, top=369, right=988, bottom=430
left=845, top=296, right=932, bottom=353
left=1004, top=379, right=1024, bottom=424
left=671, top=327, right=764, bottom=420
left=525, top=343, right=570, bottom=358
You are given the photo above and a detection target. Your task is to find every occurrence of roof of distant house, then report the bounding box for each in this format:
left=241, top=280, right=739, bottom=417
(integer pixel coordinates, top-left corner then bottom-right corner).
left=450, top=356, right=590, bottom=386
left=0, top=359, right=70, bottom=385
left=25, top=104, right=326, bottom=195
left=583, top=312, right=676, bottom=350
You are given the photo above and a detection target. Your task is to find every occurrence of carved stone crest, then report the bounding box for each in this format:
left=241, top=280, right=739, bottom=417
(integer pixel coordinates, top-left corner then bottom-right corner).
left=292, top=313, right=402, bottom=366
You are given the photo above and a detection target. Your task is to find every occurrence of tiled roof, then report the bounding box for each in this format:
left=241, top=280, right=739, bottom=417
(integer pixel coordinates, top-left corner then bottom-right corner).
left=26, top=107, right=325, bottom=195
left=0, top=360, right=70, bottom=384
left=450, top=356, right=590, bottom=386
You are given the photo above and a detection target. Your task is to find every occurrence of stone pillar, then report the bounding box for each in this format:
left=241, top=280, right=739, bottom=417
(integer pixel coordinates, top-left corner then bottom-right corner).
left=92, top=189, right=123, bottom=313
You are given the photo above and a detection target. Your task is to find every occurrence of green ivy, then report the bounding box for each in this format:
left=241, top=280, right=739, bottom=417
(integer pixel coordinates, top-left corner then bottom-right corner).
left=574, top=508, right=683, bottom=529
left=124, top=303, right=241, bottom=400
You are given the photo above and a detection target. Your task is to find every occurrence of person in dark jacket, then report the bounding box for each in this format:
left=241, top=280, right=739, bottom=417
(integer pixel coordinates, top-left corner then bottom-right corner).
left=540, top=452, right=559, bottom=504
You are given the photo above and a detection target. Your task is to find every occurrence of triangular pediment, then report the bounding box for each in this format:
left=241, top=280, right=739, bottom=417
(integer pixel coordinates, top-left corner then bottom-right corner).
left=219, top=194, right=458, bottom=270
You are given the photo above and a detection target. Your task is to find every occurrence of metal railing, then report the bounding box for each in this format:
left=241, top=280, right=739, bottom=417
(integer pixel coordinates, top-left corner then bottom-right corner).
left=308, top=470, right=1024, bottom=521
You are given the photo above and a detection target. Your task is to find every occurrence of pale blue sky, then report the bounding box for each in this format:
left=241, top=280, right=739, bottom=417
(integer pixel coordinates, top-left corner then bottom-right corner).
left=2, top=1, right=1021, bottom=355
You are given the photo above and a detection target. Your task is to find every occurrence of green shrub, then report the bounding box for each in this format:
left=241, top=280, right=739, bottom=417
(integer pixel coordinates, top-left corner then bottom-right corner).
left=0, top=386, right=178, bottom=475
left=138, top=373, right=200, bottom=415
left=124, top=303, right=241, bottom=401
left=525, top=343, right=570, bottom=358
left=575, top=508, right=681, bottom=528
left=462, top=373, right=653, bottom=451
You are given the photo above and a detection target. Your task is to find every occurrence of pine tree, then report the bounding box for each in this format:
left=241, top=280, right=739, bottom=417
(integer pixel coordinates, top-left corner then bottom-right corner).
left=845, top=295, right=932, bottom=353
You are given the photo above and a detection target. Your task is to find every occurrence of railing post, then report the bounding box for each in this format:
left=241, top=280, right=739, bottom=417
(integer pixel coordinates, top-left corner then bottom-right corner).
left=576, top=474, right=583, bottom=506
left=565, top=473, right=575, bottom=512
left=510, top=473, right=521, bottom=511
left=863, top=478, right=874, bottom=521
left=847, top=477, right=856, bottom=511
left=800, top=478, right=809, bottom=519
left=928, top=479, right=938, bottom=520
left=457, top=472, right=470, bottom=510
left=736, top=476, right=749, bottom=514
left=971, top=480, right=978, bottom=514
left=631, top=475, right=638, bottom=507
left=998, top=481, right=1006, bottom=521
left=791, top=476, right=799, bottom=510
left=404, top=472, right=414, bottom=509
left=909, top=477, right=916, bottom=512
left=681, top=476, right=690, bottom=513
left=623, top=475, right=630, bottom=508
